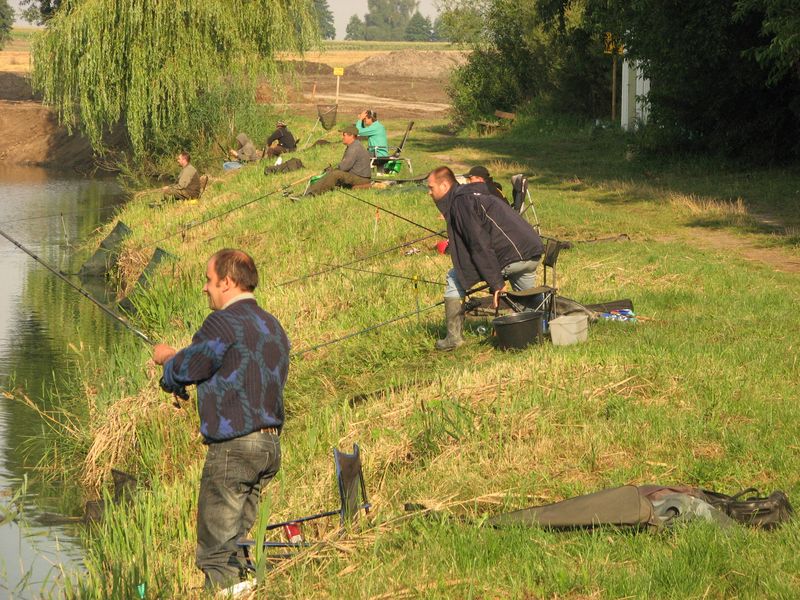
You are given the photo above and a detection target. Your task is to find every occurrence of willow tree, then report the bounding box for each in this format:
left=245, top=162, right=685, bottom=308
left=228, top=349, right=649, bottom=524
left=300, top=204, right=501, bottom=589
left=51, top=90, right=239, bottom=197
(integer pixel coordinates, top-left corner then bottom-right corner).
left=31, top=0, right=318, bottom=159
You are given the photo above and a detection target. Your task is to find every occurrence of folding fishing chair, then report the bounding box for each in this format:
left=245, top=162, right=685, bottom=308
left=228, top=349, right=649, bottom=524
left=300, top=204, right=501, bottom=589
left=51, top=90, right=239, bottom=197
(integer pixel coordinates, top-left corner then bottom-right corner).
left=510, top=174, right=539, bottom=229
left=238, top=444, right=370, bottom=567
left=302, top=104, right=339, bottom=149
left=372, top=121, right=414, bottom=177
left=502, top=237, right=563, bottom=322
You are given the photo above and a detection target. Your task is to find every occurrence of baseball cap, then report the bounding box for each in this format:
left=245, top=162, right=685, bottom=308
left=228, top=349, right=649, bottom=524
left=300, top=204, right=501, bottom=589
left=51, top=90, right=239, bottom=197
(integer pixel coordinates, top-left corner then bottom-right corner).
left=466, top=165, right=491, bottom=179
left=340, top=125, right=359, bottom=136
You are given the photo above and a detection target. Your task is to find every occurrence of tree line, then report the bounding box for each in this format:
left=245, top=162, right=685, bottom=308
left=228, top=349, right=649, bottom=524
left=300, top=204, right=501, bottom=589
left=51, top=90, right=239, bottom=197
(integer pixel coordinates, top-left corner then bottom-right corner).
left=345, top=0, right=446, bottom=42
left=444, top=0, right=800, bottom=163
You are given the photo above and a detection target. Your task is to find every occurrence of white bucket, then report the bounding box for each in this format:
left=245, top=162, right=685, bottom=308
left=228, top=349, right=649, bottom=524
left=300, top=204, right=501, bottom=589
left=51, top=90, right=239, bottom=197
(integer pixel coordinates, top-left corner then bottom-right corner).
left=549, top=314, right=589, bottom=346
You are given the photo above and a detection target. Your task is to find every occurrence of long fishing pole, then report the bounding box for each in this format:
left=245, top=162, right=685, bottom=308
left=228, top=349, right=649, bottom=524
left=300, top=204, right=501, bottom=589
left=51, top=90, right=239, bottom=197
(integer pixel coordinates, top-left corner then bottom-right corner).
left=276, top=231, right=441, bottom=288
left=0, top=226, right=154, bottom=346
left=324, top=263, right=444, bottom=286
left=140, top=173, right=314, bottom=248
left=336, top=188, right=446, bottom=238
left=291, top=283, right=490, bottom=357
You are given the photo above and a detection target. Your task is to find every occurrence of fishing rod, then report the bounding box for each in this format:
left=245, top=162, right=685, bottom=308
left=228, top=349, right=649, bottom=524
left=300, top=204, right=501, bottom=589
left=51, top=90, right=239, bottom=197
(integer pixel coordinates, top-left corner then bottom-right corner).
left=324, top=263, right=444, bottom=286
left=336, top=188, right=446, bottom=238
left=0, top=226, right=154, bottom=346
left=0, top=204, right=121, bottom=227
left=291, top=282, right=490, bottom=358
left=276, top=231, right=441, bottom=288
left=140, top=173, right=314, bottom=249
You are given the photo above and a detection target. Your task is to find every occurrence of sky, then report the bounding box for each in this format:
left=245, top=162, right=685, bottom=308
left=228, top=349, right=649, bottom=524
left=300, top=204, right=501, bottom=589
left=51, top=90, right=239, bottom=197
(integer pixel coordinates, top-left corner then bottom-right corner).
left=10, top=1, right=442, bottom=39
left=332, top=0, right=440, bottom=39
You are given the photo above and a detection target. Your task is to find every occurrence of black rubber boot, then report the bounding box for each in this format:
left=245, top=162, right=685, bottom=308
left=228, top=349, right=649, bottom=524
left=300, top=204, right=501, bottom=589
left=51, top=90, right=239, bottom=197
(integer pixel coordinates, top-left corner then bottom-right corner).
left=435, top=298, right=465, bottom=351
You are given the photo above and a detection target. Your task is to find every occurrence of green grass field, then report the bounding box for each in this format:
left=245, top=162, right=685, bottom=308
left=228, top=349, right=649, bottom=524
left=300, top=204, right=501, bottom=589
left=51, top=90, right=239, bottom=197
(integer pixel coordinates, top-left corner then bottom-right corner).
left=42, top=112, right=800, bottom=598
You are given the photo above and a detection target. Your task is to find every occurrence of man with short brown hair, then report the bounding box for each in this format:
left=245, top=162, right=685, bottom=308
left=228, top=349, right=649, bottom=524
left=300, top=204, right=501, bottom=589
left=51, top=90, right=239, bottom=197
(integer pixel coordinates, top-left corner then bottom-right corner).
left=161, top=151, right=201, bottom=201
left=153, top=249, right=290, bottom=592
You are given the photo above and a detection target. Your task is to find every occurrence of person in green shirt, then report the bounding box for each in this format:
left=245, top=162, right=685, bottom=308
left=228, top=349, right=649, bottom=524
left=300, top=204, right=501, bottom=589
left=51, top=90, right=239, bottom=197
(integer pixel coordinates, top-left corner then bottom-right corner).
left=355, top=110, right=389, bottom=158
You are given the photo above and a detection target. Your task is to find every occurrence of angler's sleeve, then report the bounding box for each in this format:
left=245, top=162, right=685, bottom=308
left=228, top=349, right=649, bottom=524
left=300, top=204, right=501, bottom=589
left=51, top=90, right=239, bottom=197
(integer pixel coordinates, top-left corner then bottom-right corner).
left=337, top=144, right=357, bottom=171
left=160, top=315, right=231, bottom=388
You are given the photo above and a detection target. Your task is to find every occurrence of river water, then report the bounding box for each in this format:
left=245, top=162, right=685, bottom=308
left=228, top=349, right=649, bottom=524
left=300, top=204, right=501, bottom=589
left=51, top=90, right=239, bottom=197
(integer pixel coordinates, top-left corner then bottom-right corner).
left=0, top=165, right=126, bottom=598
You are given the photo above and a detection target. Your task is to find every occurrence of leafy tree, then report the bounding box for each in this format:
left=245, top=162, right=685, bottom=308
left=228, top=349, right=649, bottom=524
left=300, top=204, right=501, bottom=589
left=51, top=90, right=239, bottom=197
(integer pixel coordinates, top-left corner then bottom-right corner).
left=313, top=0, right=336, bottom=40
left=0, top=0, right=13, bottom=49
left=19, top=0, right=60, bottom=24
left=32, top=0, right=318, bottom=160
left=436, top=0, right=486, bottom=43
left=345, top=14, right=366, bottom=40
left=596, top=0, right=800, bottom=161
left=404, top=11, right=432, bottom=41
left=735, top=0, right=800, bottom=84
left=431, top=15, right=447, bottom=41
left=364, top=0, right=417, bottom=41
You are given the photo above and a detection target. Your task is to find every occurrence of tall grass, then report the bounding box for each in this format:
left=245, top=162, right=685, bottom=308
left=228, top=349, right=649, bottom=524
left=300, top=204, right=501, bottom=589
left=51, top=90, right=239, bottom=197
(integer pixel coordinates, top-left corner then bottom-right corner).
left=38, top=116, right=800, bottom=598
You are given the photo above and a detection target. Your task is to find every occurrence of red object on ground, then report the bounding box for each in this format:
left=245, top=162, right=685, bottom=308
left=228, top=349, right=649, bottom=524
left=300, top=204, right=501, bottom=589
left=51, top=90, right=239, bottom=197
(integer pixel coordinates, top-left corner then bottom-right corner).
left=283, top=522, right=304, bottom=543
left=436, top=240, right=449, bottom=254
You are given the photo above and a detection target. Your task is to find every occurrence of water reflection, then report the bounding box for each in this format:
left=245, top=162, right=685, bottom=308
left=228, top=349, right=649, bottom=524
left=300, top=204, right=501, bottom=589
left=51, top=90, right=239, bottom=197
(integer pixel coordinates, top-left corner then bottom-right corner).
left=0, top=165, right=127, bottom=596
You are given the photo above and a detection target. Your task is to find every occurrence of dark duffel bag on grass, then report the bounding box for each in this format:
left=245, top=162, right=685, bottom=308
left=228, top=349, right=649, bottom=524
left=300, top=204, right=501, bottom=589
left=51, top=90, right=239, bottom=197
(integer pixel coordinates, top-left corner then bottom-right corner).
left=703, top=488, right=793, bottom=529
left=264, top=157, right=304, bottom=176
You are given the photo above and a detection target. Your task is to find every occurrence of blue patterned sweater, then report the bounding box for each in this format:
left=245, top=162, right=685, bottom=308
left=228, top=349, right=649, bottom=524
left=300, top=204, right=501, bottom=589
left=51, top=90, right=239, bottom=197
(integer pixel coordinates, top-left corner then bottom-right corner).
left=160, top=299, right=290, bottom=443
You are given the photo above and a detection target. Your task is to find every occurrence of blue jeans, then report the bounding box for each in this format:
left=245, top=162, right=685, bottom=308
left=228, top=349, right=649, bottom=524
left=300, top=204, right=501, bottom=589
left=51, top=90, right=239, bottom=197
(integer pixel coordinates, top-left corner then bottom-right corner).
left=444, top=258, right=541, bottom=299
left=223, top=161, right=243, bottom=171
left=196, top=431, right=281, bottom=589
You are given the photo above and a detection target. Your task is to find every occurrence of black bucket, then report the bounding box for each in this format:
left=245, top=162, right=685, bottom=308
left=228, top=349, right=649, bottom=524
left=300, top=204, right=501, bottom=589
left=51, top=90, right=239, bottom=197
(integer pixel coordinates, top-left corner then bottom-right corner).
left=492, top=311, right=544, bottom=350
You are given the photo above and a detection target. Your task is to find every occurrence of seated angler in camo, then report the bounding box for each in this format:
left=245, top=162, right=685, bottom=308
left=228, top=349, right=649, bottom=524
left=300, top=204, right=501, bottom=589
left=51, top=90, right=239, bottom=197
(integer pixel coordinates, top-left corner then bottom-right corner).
left=161, top=151, right=201, bottom=201
left=302, top=125, right=372, bottom=197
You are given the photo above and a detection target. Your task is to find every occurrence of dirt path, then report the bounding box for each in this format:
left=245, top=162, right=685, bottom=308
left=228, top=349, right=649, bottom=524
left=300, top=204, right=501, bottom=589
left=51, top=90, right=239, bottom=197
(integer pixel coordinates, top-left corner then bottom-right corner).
left=676, top=227, right=800, bottom=274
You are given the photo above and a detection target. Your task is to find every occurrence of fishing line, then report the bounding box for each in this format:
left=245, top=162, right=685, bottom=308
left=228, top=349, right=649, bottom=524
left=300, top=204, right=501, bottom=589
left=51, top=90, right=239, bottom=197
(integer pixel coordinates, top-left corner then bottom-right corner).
left=324, top=263, right=444, bottom=286
left=336, top=188, right=446, bottom=238
left=137, top=173, right=314, bottom=249
left=290, top=283, right=489, bottom=358
left=275, top=231, right=441, bottom=288
left=0, top=226, right=154, bottom=346
left=0, top=204, right=121, bottom=226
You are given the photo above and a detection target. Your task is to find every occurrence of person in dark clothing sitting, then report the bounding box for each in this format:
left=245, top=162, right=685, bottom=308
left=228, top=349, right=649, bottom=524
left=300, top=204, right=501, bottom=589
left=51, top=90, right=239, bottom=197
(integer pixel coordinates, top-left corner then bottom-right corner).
left=466, top=165, right=507, bottom=202
left=264, top=121, right=297, bottom=157
left=427, top=166, right=544, bottom=351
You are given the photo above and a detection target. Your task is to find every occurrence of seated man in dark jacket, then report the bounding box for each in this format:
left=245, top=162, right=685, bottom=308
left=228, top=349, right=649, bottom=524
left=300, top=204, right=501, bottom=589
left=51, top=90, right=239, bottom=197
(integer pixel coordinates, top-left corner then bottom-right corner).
left=304, top=125, right=372, bottom=197
left=264, top=120, right=297, bottom=157
left=427, top=166, right=544, bottom=350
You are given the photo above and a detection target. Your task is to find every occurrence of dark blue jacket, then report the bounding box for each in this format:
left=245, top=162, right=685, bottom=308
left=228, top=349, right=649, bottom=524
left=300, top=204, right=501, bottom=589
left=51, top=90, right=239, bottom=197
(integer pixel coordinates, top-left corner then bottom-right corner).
left=438, top=183, right=543, bottom=292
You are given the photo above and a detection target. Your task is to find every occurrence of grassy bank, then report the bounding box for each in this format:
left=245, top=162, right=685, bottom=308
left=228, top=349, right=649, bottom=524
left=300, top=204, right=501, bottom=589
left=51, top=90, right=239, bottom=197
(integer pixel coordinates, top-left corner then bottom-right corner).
left=55, top=114, right=800, bottom=598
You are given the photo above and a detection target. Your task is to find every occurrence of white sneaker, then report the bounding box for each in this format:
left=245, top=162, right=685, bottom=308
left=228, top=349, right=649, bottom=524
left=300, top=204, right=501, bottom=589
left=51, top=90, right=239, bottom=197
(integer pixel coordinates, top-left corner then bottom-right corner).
left=275, top=156, right=283, bottom=166
left=216, top=579, right=256, bottom=598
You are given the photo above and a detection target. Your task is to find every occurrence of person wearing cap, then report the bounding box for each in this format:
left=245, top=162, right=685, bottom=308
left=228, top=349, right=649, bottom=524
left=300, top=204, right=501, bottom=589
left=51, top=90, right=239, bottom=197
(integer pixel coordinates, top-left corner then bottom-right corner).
left=304, top=125, right=372, bottom=197
left=355, top=109, right=389, bottom=158
left=466, top=165, right=506, bottom=202
left=264, top=121, right=297, bottom=157
left=427, top=165, right=544, bottom=351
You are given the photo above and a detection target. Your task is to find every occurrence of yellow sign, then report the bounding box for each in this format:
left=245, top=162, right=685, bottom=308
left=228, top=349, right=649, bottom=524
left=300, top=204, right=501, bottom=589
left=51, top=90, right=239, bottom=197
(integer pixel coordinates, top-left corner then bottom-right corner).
left=333, top=67, right=344, bottom=76
left=603, top=32, right=623, bottom=55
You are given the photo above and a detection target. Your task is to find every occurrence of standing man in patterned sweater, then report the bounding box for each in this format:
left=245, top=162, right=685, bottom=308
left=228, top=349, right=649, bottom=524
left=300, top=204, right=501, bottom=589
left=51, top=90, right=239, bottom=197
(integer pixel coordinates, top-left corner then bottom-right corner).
left=153, top=249, right=290, bottom=592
